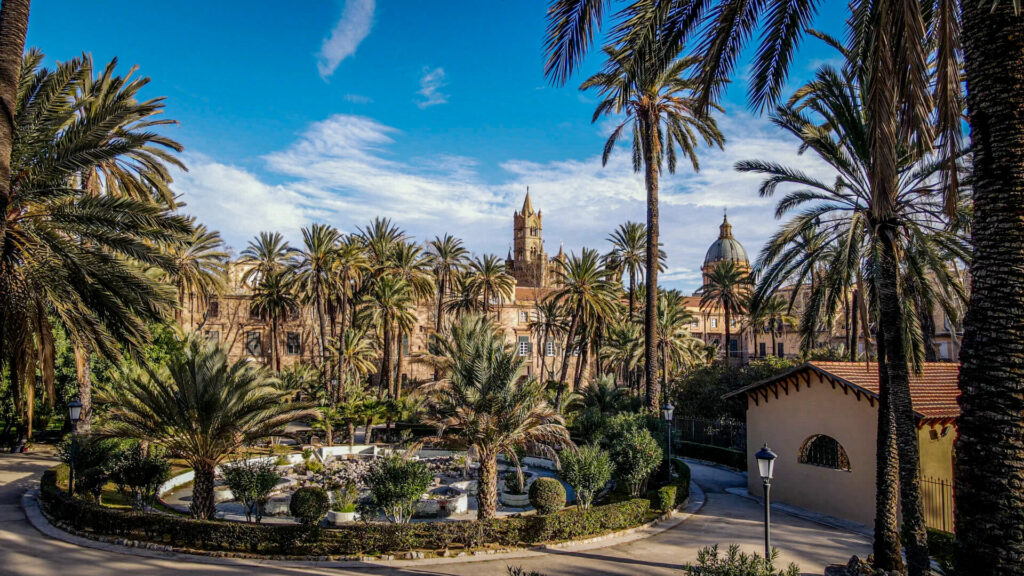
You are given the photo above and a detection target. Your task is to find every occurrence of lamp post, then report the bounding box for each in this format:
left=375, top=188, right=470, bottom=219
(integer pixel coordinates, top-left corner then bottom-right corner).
left=755, top=443, right=777, bottom=561
left=67, top=398, right=82, bottom=496
left=662, top=402, right=674, bottom=481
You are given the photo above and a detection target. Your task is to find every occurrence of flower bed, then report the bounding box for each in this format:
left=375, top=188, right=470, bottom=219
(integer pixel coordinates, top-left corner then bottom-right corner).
left=40, top=469, right=652, bottom=558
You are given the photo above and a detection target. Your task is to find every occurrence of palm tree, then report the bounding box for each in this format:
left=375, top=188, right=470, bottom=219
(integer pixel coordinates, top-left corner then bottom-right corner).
left=295, top=224, right=341, bottom=377
left=328, top=327, right=379, bottom=404
left=0, top=0, right=30, bottom=249
left=530, top=298, right=568, bottom=385
left=581, top=37, right=724, bottom=414
left=466, top=254, right=515, bottom=319
left=98, top=336, right=315, bottom=519
left=955, top=11, right=1024, bottom=574
left=606, top=221, right=647, bottom=319
left=549, top=248, right=620, bottom=405
left=417, top=314, right=572, bottom=519
left=698, top=261, right=751, bottom=361
left=167, top=221, right=228, bottom=325
left=331, top=235, right=370, bottom=340
left=657, top=290, right=698, bottom=389
left=239, top=231, right=297, bottom=287
left=427, top=234, right=469, bottom=332
left=0, top=52, right=187, bottom=436
left=753, top=295, right=796, bottom=358
left=580, top=373, right=624, bottom=413
left=599, top=319, right=644, bottom=392
left=362, top=275, right=415, bottom=399
left=442, top=273, right=482, bottom=319
left=250, top=269, right=299, bottom=372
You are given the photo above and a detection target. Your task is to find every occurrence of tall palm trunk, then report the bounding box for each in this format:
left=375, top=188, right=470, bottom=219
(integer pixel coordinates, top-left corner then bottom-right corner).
left=394, top=330, right=404, bottom=400
left=348, top=421, right=355, bottom=450
left=555, top=308, right=580, bottom=407
left=190, top=462, right=217, bottom=520
left=435, top=273, right=446, bottom=333
left=955, top=7, right=1024, bottom=574
left=873, top=321, right=903, bottom=571
left=0, top=0, right=30, bottom=252
left=380, top=320, right=392, bottom=399
left=72, top=343, right=92, bottom=433
left=770, top=327, right=776, bottom=357
left=477, top=451, right=498, bottom=520
left=628, top=270, right=636, bottom=320
left=849, top=289, right=860, bottom=362
left=641, top=112, right=660, bottom=414
left=724, top=307, right=732, bottom=361
left=877, top=231, right=930, bottom=576
left=314, top=283, right=327, bottom=375
left=271, top=313, right=280, bottom=372
left=573, top=334, right=589, bottom=390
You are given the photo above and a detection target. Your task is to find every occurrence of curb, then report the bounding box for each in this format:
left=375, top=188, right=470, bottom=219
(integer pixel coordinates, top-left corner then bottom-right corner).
left=22, top=482, right=706, bottom=568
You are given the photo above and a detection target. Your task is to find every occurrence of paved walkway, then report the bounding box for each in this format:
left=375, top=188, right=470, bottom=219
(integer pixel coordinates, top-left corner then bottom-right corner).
left=0, top=452, right=869, bottom=575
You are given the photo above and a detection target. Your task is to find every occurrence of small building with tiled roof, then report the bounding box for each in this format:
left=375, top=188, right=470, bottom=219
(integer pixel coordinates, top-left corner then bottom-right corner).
left=724, top=361, right=960, bottom=528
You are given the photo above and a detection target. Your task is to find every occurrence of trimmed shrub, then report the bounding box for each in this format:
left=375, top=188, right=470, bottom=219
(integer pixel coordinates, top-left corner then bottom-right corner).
left=529, top=477, right=566, bottom=515
left=362, top=454, right=432, bottom=523
left=109, top=446, right=170, bottom=513
left=559, top=444, right=612, bottom=510
left=611, top=428, right=662, bottom=496
left=656, top=486, right=677, bottom=512
left=289, top=487, right=329, bottom=525
left=222, top=458, right=281, bottom=523
left=677, top=441, right=745, bottom=470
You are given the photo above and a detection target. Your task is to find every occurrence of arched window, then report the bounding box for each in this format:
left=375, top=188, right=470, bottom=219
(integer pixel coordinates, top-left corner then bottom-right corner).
left=799, top=435, right=851, bottom=471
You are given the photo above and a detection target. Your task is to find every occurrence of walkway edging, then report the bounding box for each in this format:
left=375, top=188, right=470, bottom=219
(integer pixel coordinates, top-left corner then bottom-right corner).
left=22, top=483, right=706, bottom=569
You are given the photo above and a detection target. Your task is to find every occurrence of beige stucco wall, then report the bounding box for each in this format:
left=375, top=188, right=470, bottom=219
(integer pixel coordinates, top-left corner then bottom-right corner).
left=745, top=373, right=879, bottom=526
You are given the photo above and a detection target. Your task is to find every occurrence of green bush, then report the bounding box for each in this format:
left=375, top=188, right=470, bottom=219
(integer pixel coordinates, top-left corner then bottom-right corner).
left=289, top=487, right=329, bottom=525
left=331, top=481, right=359, bottom=513
left=927, top=528, right=956, bottom=575
left=306, top=458, right=324, bottom=475
left=611, top=427, right=662, bottom=496
left=529, top=477, right=566, bottom=515
left=673, top=460, right=692, bottom=504
left=684, top=544, right=800, bottom=575
left=39, top=469, right=650, bottom=556
left=222, top=458, right=281, bottom=523
left=504, top=470, right=526, bottom=495
left=362, top=454, right=431, bottom=523
left=656, top=486, right=677, bottom=512
left=109, top=446, right=170, bottom=513
left=559, top=444, right=612, bottom=510
left=677, top=441, right=745, bottom=470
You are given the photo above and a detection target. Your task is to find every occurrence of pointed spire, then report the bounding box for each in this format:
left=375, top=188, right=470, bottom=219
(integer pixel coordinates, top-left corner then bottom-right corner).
left=719, top=210, right=733, bottom=239
left=556, top=242, right=565, bottom=259
left=521, top=186, right=534, bottom=216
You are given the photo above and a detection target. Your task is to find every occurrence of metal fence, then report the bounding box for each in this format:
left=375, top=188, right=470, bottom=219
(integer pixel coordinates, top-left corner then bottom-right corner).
left=673, top=417, right=746, bottom=451
left=921, top=476, right=955, bottom=533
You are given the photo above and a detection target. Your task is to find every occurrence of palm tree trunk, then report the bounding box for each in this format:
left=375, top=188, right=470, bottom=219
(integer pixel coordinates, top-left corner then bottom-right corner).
left=555, top=310, right=580, bottom=407
left=477, top=452, right=497, bottom=520
left=272, top=314, right=280, bottom=372
left=661, top=343, right=669, bottom=396
left=873, top=321, right=903, bottom=572
left=539, top=327, right=549, bottom=384
left=380, top=321, right=392, bottom=399
left=628, top=270, right=636, bottom=320
left=724, top=307, right=732, bottom=361
left=642, top=113, right=660, bottom=414
left=348, top=421, right=355, bottom=450
left=315, top=284, right=328, bottom=374
left=0, top=0, right=30, bottom=253
left=435, top=273, right=446, bottom=333
left=190, top=462, right=217, bottom=520
left=877, top=232, right=930, bottom=576
left=394, top=331, right=403, bottom=400
left=770, top=329, right=776, bottom=358
left=850, top=289, right=860, bottom=361
left=955, top=7, right=1024, bottom=574
left=72, top=343, right=92, bottom=433
left=573, top=335, right=589, bottom=390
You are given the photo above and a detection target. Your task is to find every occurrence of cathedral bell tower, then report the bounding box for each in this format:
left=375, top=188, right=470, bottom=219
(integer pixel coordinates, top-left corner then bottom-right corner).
left=506, top=188, right=548, bottom=288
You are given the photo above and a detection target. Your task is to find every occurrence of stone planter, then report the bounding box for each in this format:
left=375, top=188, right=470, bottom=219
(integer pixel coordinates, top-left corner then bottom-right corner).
left=326, top=509, right=358, bottom=524
left=264, top=498, right=290, bottom=515
left=500, top=491, right=531, bottom=507
left=450, top=479, right=478, bottom=496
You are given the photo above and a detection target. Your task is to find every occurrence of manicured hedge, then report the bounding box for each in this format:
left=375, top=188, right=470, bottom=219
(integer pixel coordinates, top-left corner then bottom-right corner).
left=677, top=441, right=745, bottom=470
left=529, top=477, right=566, bottom=515
left=40, top=469, right=650, bottom=557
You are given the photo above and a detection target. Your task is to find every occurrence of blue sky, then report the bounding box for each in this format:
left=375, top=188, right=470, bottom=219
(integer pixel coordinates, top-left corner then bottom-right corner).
left=28, top=1, right=849, bottom=293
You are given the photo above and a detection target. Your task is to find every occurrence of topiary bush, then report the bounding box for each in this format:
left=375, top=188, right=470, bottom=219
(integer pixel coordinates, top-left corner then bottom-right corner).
left=656, top=486, right=677, bottom=512
left=529, top=477, right=566, bottom=515
left=289, top=486, right=329, bottom=525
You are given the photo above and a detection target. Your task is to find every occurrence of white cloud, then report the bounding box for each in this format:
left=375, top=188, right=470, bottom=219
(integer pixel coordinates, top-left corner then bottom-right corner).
left=344, top=94, right=372, bottom=104
left=174, top=112, right=834, bottom=293
left=416, top=67, right=448, bottom=108
left=317, top=0, right=375, bottom=80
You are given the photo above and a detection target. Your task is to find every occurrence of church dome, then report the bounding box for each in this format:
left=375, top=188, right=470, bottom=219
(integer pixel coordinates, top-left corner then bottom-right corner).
left=703, top=214, right=748, bottom=268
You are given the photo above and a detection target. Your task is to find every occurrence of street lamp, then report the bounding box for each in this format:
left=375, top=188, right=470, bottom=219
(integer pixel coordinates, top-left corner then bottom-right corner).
left=755, top=443, right=777, bottom=561
left=662, top=402, right=674, bottom=481
left=67, top=398, right=82, bottom=496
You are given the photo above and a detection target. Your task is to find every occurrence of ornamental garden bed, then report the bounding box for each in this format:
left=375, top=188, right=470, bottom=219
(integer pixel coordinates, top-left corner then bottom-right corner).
left=39, top=468, right=661, bottom=559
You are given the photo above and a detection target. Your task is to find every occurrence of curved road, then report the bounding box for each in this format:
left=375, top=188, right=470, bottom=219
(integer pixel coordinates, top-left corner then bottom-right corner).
left=0, top=452, right=869, bottom=575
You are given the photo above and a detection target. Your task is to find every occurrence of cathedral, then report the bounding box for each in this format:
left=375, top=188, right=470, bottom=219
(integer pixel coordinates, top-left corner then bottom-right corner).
left=504, top=189, right=564, bottom=289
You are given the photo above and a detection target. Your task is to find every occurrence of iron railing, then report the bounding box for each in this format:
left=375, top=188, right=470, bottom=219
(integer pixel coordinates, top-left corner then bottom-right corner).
left=921, top=476, right=955, bottom=533
left=674, top=417, right=746, bottom=451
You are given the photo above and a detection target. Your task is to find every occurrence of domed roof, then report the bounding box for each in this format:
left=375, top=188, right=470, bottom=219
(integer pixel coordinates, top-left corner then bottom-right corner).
left=703, top=213, right=749, bottom=267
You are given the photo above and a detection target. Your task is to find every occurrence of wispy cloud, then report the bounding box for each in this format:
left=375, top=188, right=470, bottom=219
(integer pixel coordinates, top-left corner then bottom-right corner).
left=176, top=112, right=834, bottom=292
left=317, top=0, right=375, bottom=80
left=416, top=67, right=448, bottom=108
left=344, top=94, right=372, bottom=104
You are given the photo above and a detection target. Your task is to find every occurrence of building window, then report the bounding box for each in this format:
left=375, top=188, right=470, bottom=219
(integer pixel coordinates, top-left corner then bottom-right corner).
left=777, top=342, right=785, bottom=357
left=759, top=342, right=766, bottom=357
left=518, top=336, right=531, bottom=356
left=207, top=300, right=219, bottom=319
left=287, top=306, right=300, bottom=321
left=401, top=335, right=410, bottom=356
left=519, top=311, right=529, bottom=323
left=730, top=318, right=737, bottom=327
left=245, top=331, right=262, bottom=357
left=729, top=339, right=738, bottom=357
left=799, top=434, right=851, bottom=471
left=545, top=341, right=555, bottom=356
left=711, top=318, right=718, bottom=328
left=530, top=227, right=537, bottom=236
left=249, top=306, right=262, bottom=321
left=691, top=319, right=698, bottom=328
left=204, top=330, right=220, bottom=344
left=286, top=332, right=300, bottom=355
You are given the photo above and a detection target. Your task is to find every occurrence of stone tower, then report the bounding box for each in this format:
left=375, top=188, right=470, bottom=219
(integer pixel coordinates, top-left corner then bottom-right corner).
left=507, top=189, right=548, bottom=288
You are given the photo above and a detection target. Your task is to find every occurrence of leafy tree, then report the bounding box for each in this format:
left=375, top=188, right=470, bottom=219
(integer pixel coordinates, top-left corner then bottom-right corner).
left=560, top=444, right=612, bottom=510
left=239, top=231, right=297, bottom=286
left=698, top=261, right=751, bottom=360
left=98, top=335, right=315, bottom=519
left=466, top=254, right=515, bottom=319
left=361, top=454, right=431, bottom=523
left=289, top=486, right=329, bottom=526
left=109, top=443, right=170, bottom=513
left=295, top=224, right=342, bottom=381
left=221, top=457, right=281, bottom=523
left=610, top=426, right=662, bottom=497
left=250, top=269, right=299, bottom=372
left=427, top=234, right=470, bottom=333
